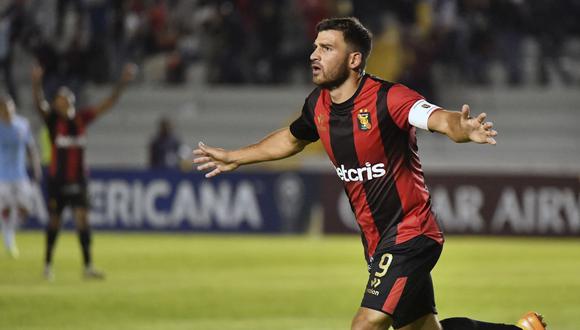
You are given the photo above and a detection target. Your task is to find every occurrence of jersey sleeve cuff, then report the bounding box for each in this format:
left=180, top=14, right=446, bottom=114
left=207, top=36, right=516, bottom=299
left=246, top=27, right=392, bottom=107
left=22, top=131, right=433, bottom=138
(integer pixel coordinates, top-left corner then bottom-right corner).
left=408, top=99, right=442, bottom=131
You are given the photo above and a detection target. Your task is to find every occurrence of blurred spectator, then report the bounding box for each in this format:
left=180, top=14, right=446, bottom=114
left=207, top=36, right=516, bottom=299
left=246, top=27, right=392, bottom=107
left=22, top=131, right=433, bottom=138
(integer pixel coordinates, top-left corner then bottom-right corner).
left=366, top=16, right=405, bottom=82
left=1, top=0, right=37, bottom=104
left=204, top=1, right=246, bottom=84
left=116, top=0, right=147, bottom=74
left=85, top=0, right=112, bottom=84
left=399, top=1, right=439, bottom=101
left=149, top=117, right=183, bottom=169
left=144, top=0, right=177, bottom=55
left=0, top=8, right=16, bottom=103
left=457, top=0, right=494, bottom=85
left=529, top=0, right=575, bottom=86
left=165, top=50, right=186, bottom=84
left=490, top=0, right=528, bottom=86
left=1, top=0, right=577, bottom=91
left=55, top=0, right=84, bottom=39
left=252, top=0, right=283, bottom=83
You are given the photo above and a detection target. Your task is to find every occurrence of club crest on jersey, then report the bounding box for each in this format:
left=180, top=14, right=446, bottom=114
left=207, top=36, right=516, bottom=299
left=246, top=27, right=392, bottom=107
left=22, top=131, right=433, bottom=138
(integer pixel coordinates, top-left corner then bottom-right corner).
left=357, top=109, right=371, bottom=131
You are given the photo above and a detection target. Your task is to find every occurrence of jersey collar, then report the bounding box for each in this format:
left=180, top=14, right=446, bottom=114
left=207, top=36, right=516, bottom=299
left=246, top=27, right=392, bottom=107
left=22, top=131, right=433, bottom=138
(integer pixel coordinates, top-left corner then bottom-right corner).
left=329, top=74, right=368, bottom=115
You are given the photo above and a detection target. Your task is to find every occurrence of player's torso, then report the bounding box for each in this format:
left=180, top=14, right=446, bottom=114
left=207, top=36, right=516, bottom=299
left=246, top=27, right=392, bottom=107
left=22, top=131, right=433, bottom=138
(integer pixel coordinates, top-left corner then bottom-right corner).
left=316, top=92, right=387, bottom=175
left=48, top=114, right=88, bottom=151
left=0, top=117, right=29, bottom=181
left=313, top=79, right=404, bottom=194
left=309, top=78, right=442, bottom=255
left=46, top=112, right=88, bottom=181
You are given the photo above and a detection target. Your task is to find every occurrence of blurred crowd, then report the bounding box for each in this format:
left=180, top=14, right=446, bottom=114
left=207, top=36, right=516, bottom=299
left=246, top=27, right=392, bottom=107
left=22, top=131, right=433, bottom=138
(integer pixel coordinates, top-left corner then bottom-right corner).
left=1, top=0, right=580, bottom=104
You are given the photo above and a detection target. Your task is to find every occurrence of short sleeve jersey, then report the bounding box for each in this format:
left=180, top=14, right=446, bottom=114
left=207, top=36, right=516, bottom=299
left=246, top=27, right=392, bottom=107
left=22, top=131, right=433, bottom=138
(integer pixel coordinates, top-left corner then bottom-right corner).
left=290, top=74, right=444, bottom=261
left=44, top=107, right=97, bottom=183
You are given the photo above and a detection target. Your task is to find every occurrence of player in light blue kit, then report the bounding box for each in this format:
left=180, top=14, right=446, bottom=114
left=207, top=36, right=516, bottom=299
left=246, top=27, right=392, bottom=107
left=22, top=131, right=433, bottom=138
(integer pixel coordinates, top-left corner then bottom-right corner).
left=0, top=95, right=42, bottom=258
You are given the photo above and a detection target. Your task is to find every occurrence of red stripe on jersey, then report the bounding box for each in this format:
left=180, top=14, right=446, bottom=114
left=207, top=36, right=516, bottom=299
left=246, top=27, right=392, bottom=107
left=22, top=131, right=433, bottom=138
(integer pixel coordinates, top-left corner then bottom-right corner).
left=386, top=84, right=424, bottom=131
left=351, top=79, right=386, bottom=257
left=77, top=116, right=88, bottom=181
left=66, top=116, right=86, bottom=182
left=345, top=180, right=381, bottom=257
left=394, top=149, right=442, bottom=244
left=314, top=91, right=335, bottom=163
left=382, top=277, right=407, bottom=314
left=66, top=148, right=79, bottom=182
left=384, top=87, right=443, bottom=245
left=352, top=80, right=383, bottom=167
left=390, top=135, right=442, bottom=245
left=50, top=119, right=68, bottom=177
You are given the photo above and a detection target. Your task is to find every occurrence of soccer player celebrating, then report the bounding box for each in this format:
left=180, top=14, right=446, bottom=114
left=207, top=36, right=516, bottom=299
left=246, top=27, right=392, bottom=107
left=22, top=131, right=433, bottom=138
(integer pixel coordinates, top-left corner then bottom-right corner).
left=0, top=95, right=42, bottom=258
left=32, top=63, right=136, bottom=280
left=193, top=17, right=547, bottom=330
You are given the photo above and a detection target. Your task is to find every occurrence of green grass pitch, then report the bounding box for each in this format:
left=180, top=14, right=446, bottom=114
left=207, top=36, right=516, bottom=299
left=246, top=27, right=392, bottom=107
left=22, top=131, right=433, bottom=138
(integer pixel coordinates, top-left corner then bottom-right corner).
left=1, top=232, right=579, bottom=329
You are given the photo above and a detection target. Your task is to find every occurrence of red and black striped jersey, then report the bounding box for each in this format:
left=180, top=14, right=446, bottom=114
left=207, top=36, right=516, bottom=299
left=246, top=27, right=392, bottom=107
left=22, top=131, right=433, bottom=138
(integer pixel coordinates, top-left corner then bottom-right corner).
left=44, top=108, right=96, bottom=183
left=290, top=74, right=444, bottom=261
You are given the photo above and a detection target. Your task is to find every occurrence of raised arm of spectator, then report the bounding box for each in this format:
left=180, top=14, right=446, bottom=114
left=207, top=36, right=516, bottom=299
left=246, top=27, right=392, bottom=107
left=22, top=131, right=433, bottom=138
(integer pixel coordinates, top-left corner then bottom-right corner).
left=427, top=104, right=498, bottom=145
left=193, top=128, right=311, bottom=178
left=93, top=63, right=137, bottom=118
left=31, top=64, right=50, bottom=119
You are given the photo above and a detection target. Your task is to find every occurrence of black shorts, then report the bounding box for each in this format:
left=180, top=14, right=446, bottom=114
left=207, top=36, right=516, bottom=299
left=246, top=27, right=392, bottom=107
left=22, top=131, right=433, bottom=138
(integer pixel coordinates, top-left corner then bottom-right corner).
left=47, top=179, right=89, bottom=215
left=360, top=235, right=443, bottom=329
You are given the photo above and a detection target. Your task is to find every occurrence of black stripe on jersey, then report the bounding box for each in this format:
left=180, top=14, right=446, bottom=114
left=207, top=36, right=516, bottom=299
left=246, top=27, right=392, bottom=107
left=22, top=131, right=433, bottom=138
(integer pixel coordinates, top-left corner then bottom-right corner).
left=46, top=113, right=57, bottom=141
left=360, top=171, right=399, bottom=247
left=329, top=110, right=359, bottom=172
left=307, top=88, right=322, bottom=112
left=374, top=83, right=405, bottom=248
left=328, top=103, right=375, bottom=253
left=69, top=117, right=81, bottom=182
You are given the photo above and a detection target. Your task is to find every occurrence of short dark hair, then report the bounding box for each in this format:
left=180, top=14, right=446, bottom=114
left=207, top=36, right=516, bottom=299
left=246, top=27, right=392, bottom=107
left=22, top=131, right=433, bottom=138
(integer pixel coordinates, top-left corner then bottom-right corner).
left=316, top=17, right=373, bottom=72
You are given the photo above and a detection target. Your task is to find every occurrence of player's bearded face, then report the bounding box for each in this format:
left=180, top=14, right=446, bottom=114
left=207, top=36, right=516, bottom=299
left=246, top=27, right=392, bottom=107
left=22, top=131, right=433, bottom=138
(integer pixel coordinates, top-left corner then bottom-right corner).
left=312, top=54, right=351, bottom=89
left=311, top=31, right=353, bottom=89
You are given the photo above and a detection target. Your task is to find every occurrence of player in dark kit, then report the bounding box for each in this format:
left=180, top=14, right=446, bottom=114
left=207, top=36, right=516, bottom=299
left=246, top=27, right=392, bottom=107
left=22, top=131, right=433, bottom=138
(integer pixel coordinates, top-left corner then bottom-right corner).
left=32, top=63, right=136, bottom=280
left=193, top=18, right=547, bottom=330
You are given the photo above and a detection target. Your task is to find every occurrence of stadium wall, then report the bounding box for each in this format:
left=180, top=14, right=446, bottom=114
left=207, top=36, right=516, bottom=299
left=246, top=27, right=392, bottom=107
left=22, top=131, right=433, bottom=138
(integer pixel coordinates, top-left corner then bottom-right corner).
left=24, top=169, right=580, bottom=236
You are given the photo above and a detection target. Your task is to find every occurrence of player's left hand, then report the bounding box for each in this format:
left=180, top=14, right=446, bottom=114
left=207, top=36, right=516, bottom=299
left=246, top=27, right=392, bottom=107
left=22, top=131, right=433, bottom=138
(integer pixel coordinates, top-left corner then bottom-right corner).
left=460, top=104, right=498, bottom=145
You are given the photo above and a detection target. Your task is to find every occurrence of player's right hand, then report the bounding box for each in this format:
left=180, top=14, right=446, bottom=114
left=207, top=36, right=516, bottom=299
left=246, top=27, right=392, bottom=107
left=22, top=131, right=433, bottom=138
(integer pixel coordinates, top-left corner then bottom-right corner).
left=193, top=142, right=239, bottom=178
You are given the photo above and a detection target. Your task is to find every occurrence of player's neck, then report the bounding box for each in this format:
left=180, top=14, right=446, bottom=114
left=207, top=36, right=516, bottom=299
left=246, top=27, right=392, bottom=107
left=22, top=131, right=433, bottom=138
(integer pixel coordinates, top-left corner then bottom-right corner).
left=329, top=73, right=363, bottom=104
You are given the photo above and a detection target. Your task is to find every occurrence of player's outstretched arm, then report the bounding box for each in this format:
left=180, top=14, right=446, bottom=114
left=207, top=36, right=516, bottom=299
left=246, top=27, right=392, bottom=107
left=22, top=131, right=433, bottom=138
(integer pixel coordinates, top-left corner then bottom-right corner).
left=193, top=128, right=311, bottom=178
left=427, top=104, right=497, bottom=145
left=93, top=63, right=137, bottom=117
left=31, top=64, right=50, bottom=118
left=26, top=139, right=42, bottom=183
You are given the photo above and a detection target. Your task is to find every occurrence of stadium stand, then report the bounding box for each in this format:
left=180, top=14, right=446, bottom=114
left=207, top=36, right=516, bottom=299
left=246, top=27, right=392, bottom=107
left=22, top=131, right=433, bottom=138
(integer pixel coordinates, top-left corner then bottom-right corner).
left=16, top=83, right=577, bottom=173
